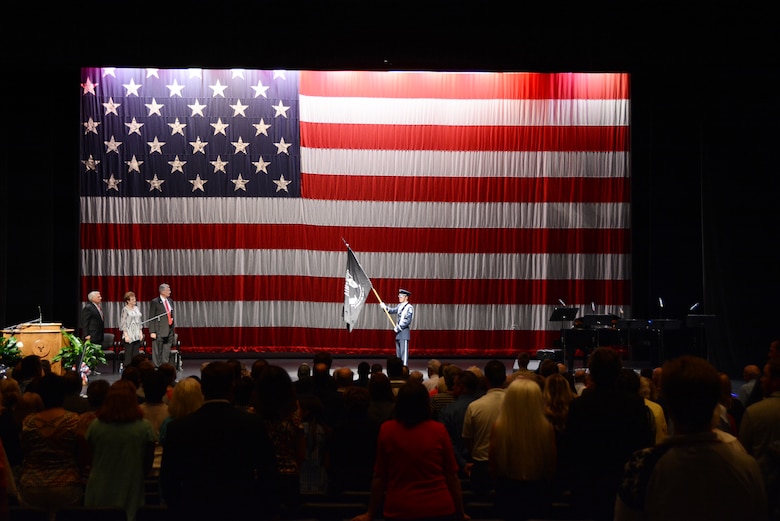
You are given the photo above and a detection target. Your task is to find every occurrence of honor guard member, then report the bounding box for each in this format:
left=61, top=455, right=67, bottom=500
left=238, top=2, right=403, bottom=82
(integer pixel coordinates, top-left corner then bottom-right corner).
left=381, top=289, right=414, bottom=365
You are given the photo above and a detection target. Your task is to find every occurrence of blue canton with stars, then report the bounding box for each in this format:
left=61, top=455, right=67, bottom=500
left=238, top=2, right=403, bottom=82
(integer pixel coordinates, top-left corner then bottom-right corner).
left=79, top=67, right=301, bottom=197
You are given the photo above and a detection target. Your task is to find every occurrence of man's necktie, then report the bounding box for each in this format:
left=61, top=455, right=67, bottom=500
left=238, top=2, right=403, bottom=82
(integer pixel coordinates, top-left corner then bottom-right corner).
left=164, top=299, right=172, bottom=325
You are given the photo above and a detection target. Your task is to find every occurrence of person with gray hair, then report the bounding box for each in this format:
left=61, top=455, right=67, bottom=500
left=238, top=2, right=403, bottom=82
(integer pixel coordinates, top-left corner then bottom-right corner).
left=148, top=283, right=175, bottom=368
left=81, top=289, right=105, bottom=346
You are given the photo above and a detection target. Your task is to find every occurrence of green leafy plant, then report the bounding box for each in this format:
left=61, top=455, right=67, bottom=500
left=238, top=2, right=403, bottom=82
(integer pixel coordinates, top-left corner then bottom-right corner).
left=53, top=330, right=107, bottom=371
left=0, top=335, right=23, bottom=368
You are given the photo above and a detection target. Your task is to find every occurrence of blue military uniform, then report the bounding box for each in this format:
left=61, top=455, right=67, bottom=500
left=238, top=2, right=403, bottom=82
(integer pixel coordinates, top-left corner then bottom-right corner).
left=386, top=289, right=414, bottom=365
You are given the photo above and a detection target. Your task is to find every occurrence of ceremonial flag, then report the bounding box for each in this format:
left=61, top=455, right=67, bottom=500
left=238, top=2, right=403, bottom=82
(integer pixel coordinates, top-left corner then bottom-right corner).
left=79, top=68, right=630, bottom=356
left=343, top=246, right=373, bottom=332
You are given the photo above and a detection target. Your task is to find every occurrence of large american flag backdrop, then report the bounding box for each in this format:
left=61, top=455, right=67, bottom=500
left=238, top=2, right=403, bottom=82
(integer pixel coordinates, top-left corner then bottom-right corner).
left=79, top=68, right=630, bottom=357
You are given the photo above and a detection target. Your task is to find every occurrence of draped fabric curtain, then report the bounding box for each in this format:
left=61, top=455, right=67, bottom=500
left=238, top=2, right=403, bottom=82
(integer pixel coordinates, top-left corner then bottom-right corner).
left=79, top=69, right=630, bottom=356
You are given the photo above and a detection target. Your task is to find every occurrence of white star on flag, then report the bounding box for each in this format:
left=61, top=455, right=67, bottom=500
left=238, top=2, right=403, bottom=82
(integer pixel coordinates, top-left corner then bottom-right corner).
left=253, top=118, right=271, bottom=136
left=274, top=174, right=292, bottom=192
left=230, top=99, right=249, bottom=117
left=251, top=80, right=270, bottom=98
left=103, top=97, right=121, bottom=115
left=252, top=157, right=271, bottom=174
left=102, top=68, right=116, bottom=77
left=231, top=137, right=250, bottom=154
left=104, top=136, right=122, bottom=153
left=146, top=174, right=165, bottom=191
left=272, top=100, right=290, bottom=118
left=231, top=69, right=246, bottom=79
left=146, top=68, right=160, bottom=78
left=209, top=79, right=228, bottom=97
left=167, top=79, right=186, bottom=97
left=81, top=77, right=98, bottom=95
left=231, top=174, right=250, bottom=191
left=104, top=174, right=122, bottom=191
left=147, top=137, right=166, bottom=154
left=210, top=156, right=229, bottom=173
left=145, top=98, right=165, bottom=116
left=274, top=137, right=292, bottom=155
left=189, top=174, right=208, bottom=192
left=273, top=70, right=286, bottom=80
left=168, top=118, right=187, bottom=136
left=122, top=78, right=142, bottom=96
left=83, top=118, right=100, bottom=135
left=188, top=100, right=207, bottom=117
left=168, top=156, right=187, bottom=173
left=82, top=155, right=100, bottom=172
left=190, top=137, right=208, bottom=154
left=211, top=118, right=229, bottom=136
left=126, top=155, right=144, bottom=173
left=125, top=118, right=144, bottom=135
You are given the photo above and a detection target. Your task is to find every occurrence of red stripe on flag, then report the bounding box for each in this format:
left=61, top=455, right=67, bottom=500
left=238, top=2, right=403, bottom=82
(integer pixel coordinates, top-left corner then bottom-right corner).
left=301, top=175, right=629, bottom=203
left=300, top=123, right=629, bottom=152
left=300, top=71, right=630, bottom=100
left=80, top=224, right=629, bottom=254
left=81, top=276, right=629, bottom=305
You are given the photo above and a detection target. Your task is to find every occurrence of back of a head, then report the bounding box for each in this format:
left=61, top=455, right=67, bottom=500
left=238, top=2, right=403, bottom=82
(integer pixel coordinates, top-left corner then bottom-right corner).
left=36, top=373, right=67, bottom=409
left=313, top=351, right=333, bottom=370
left=98, top=380, right=144, bottom=423
left=86, top=379, right=111, bottom=410
left=169, top=377, right=204, bottom=419
left=371, top=363, right=384, bottom=374
left=394, top=381, right=430, bottom=427
left=484, top=359, right=507, bottom=388
left=62, top=369, right=84, bottom=395
left=617, top=367, right=641, bottom=395
left=253, top=364, right=297, bottom=419
left=200, top=361, right=235, bottom=401
left=457, top=369, right=479, bottom=395
left=357, top=361, right=371, bottom=377
left=662, top=355, right=719, bottom=433
left=369, top=372, right=394, bottom=402
left=297, top=363, right=311, bottom=380
left=443, top=364, right=463, bottom=390
left=335, top=367, right=355, bottom=387
left=142, top=369, right=169, bottom=403
left=588, top=347, right=622, bottom=388
left=504, top=377, right=545, bottom=419
left=517, top=351, right=531, bottom=368
left=387, top=356, right=404, bottom=379
left=427, top=359, right=441, bottom=375
left=538, top=359, right=559, bottom=378
left=20, top=355, right=42, bottom=380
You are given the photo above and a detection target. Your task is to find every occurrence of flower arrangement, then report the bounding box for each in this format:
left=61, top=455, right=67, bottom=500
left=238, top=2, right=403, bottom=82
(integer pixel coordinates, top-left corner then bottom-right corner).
left=53, top=330, right=107, bottom=373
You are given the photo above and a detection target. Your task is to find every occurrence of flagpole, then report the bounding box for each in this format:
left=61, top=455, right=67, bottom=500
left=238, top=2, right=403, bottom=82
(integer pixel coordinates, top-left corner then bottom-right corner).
left=342, top=238, right=397, bottom=328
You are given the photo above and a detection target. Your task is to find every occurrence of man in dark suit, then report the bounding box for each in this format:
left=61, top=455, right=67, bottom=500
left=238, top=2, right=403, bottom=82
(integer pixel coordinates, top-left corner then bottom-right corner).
left=160, top=361, right=280, bottom=520
left=148, top=283, right=174, bottom=368
left=80, top=290, right=104, bottom=345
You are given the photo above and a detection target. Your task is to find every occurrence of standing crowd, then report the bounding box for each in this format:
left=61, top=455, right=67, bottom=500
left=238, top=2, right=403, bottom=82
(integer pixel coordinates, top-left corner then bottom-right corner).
left=1, top=340, right=778, bottom=521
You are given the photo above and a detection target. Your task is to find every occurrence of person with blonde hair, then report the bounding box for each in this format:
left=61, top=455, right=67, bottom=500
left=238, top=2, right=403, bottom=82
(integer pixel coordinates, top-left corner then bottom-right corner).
left=158, top=377, right=203, bottom=446
left=489, top=377, right=557, bottom=520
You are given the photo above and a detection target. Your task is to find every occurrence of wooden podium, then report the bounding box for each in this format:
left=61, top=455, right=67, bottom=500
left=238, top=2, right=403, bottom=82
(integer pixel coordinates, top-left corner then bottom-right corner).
left=2, top=322, right=72, bottom=375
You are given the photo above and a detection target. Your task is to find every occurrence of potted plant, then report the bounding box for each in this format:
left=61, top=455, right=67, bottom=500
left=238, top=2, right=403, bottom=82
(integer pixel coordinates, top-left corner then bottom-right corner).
left=0, top=336, right=23, bottom=377
left=53, top=330, right=107, bottom=379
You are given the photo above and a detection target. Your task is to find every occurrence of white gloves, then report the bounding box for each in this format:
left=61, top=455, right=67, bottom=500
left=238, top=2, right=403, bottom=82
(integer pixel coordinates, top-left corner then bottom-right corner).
left=394, top=325, right=402, bottom=333
left=380, top=302, right=388, bottom=311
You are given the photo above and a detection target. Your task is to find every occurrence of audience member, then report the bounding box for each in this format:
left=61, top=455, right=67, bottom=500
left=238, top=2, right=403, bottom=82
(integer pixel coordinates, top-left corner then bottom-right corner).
left=327, top=386, right=379, bottom=495
left=298, top=393, right=328, bottom=494
left=252, top=364, right=305, bottom=515
left=573, top=369, right=588, bottom=395
left=139, top=369, right=170, bottom=478
left=371, top=362, right=384, bottom=375
left=739, top=357, right=780, bottom=519
left=615, top=355, right=767, bottom=520
left=84, top=379, right=156, bottom=521
left=158, top=377, right=203, bottom=447
left=737, top=364, right=762, bottom=406
left=543, top=372, right=575, bottom=447
left=424, top=359, right=441, bottom=392
left=639, top=375, right=668, bottom=444
left=561, top=347, right=653, bottom=520
left=61, top=369, right=90, bottom=414
left=490, top=377, right=557, bottom=520
left=745, top=339, right=780, bottom=407
left=17, top=355, right=43, bottom=393
left=17, top=373, right=84, bottom=515
left=438, top=369, right=480, bottom=475
left=355, top=361, right=371, bottom=388
left=0, top=378, right=23, bottom=479
left=386, top=356, right=406, bottom=395
left=351, top=382, right=466, bottom=521
left=75, top=378, right=110, bottom=483
left=462, top=359, right=507, bottom=500
left=160, top=361, right=280, bottom=520
left=233, top=374, right=255, bottom=412
left=714, top=371, right=743, bottom=434
left=250, top=357, right=269, bottom=380
left=508, top=351, right=534, bottom=382
left=367, top=372, right=395, bottom=425
left=431, top=364, right=462, bottom=419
